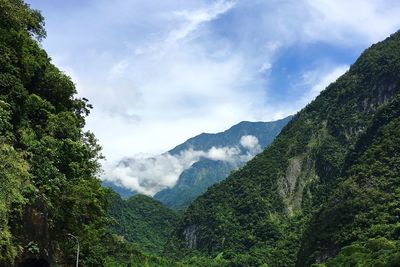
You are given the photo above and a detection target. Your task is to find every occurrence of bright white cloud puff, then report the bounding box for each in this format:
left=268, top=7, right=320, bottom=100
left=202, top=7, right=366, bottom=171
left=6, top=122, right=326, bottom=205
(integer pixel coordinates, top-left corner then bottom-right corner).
left=103, top=135, right=262, bottom=195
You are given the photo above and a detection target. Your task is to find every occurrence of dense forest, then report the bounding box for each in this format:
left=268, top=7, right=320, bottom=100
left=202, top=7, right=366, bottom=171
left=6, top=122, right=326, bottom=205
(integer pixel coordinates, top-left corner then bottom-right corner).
left=0, top=1, right=176, bottom=266
left=1, top=0, right=400, bottom=266
left=108, top=193, right=179, bottom=254
left=0, top=0, right=108, bottom=265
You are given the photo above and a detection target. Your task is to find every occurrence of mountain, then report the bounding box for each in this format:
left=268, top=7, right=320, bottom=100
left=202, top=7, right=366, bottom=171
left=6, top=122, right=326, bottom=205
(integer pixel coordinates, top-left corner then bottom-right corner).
left=108, top=117, right=291, bottom=205
left=166, top=31, right=400, bottom=266
left=102, top=181, right=137, bottom=199
left=0, top=2, right=178, bottom=266
left=154, top=159, right=233, bottom=210
left=4, top=1, right=400, bottom=266
left=297, top=94, right=400, bottom=266
left=153, top=117, right=292, bottom=210
left=168, top=118, right=292, bottom=155
left=108, top=193, right=179, bottom=254
left=0, top=1, right=115, bottom=266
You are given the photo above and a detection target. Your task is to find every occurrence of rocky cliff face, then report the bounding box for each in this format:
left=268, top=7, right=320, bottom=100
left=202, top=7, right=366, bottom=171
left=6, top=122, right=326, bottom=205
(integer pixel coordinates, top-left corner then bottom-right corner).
left=183, top=225, right=199, bottom=249
left=13, top=197, right=53, bottom=267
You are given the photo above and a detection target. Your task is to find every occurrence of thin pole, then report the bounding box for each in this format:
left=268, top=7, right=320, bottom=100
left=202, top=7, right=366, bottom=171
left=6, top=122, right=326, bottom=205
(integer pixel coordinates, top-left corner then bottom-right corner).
left=68, top=234, right=79, bottom=267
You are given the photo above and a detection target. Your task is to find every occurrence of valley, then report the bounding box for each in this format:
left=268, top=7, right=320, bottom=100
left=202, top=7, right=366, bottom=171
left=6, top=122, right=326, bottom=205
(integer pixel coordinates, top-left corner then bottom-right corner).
left=1, top=1, right=400, bottom=266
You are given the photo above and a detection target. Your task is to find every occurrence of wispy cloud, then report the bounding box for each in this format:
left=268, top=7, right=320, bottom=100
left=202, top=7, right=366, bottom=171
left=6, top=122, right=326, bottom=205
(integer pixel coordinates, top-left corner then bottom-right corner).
left=300, top=65, right=350, bottom=105
left=133, top=0, right=236, bottom=55
left=168, top=0, right=236, bottom=44
left=303, top=0, right=400, bottom=44
left=103, top=135, right=261, bottom=195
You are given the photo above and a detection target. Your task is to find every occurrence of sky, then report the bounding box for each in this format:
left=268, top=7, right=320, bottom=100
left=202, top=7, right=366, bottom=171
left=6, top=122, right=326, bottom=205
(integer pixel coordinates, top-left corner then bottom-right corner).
left=25, top=0, right=400, bottom=194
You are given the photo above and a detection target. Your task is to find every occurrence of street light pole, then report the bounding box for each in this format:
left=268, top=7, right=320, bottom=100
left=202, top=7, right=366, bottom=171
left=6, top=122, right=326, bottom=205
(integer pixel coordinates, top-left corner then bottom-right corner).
left=67, top=234, right=79, bottom=267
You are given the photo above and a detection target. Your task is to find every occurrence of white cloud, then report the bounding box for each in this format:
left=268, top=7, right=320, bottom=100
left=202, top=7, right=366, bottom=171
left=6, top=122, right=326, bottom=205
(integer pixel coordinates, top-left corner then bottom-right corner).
left=239, top=135, right=262, bottom=161
left=27, top=0, right=400, bottom=165
left=207, top=146, right=241, bottom=162
left=303, top=0, right=400, bottom=45
left=300, top=65, right=349, bottom=105
left=104, top=151, right=197, bottom=195
left=240, top=135, right=259, bottom=149
left=103, top=135, right=262, bottom=195
left=168, top=0, right=236, bottom=44
left=259, top=62, right=272, bottom=73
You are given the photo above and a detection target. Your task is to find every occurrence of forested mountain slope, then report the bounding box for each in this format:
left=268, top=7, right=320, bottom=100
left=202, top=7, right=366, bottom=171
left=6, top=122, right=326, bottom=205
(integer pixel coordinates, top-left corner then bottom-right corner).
left=166, top=31, right=400, bottom=266
left=0, top=1, right=173, bottom=266
left=0, top=1, right=112, bottom=265
left=154, top=117, right=292, bottom=210
left=108, top=193, right=179, bottom=254
left=297, top=94, right=400, bottom=266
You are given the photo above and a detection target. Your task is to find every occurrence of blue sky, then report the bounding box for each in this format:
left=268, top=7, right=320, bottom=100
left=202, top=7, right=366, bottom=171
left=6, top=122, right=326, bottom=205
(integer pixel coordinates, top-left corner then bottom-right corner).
left=26, top=0, right=400, bottom=165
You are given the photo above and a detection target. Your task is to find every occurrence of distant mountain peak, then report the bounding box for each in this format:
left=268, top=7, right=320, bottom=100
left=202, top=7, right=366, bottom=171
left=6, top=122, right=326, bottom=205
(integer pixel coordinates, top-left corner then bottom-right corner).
left=103, top=116, right=292, bottom=207
left=154, top=116, right=293, bottom=209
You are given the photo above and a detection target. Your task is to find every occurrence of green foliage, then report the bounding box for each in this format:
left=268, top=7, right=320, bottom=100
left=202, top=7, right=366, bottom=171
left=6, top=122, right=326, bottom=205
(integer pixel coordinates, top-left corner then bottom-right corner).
left=297, top=95, right=400, bottom=266
left=152, top=117, right=292, bottom=210
left=0, top=0, right=46, bottom=40
left=323, top=238, right=400, bottom=267
left=0, top=144, right=30, bottom=265
left=0, top=0, right=111, bottom=265
left=99, top=233, right=184, bottom=267
left=108, top=193, right=179, bottom=254
left=166, top=31, right=400, bottom=266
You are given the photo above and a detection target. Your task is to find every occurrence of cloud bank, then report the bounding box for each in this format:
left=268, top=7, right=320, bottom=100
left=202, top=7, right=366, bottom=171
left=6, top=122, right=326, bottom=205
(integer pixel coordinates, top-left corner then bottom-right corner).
left=103, top=135, right=261, bottom=195
left=27, top=0, right=400, bottom=164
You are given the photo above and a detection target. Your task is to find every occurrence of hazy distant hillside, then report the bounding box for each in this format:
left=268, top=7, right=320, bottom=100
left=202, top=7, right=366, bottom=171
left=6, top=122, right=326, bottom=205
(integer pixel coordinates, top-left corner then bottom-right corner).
left=105, top=117, right=291, bottom=208
left=154, top=117, right=292, bottom=209
left=169, top=118, right=292, bottom=155
left=102, top=181, right=137, bottom=199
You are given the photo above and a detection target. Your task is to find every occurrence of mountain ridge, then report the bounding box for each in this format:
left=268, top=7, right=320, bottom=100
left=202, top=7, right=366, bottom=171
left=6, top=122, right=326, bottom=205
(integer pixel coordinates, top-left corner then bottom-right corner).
left=169, top=117, right=292, bottom=155
left=165, top=31, right=400, bottom=266
left=106, top=116, right=292, bottom=210
left=154, top=116, right=292, bottom=209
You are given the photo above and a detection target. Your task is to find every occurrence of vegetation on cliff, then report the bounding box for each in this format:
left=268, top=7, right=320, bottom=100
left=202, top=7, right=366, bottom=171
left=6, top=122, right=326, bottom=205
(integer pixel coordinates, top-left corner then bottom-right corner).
left=167, top=31, right=400, bottom=266
left=2, top=1, right=400, bottom=266
left=108, top=193, right=179, bottom=254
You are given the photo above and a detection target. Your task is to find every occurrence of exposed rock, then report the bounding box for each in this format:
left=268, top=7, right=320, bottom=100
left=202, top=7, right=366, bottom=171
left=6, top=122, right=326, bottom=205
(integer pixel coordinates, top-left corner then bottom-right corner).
left=16, top=197, right=54, bottom=266
left=183, top=225, right=198, bottom=249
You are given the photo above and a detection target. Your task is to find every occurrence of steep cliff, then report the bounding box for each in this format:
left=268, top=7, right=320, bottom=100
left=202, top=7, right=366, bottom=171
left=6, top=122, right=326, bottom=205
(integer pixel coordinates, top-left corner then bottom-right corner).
left=0, top=1, right=110, bottom=265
